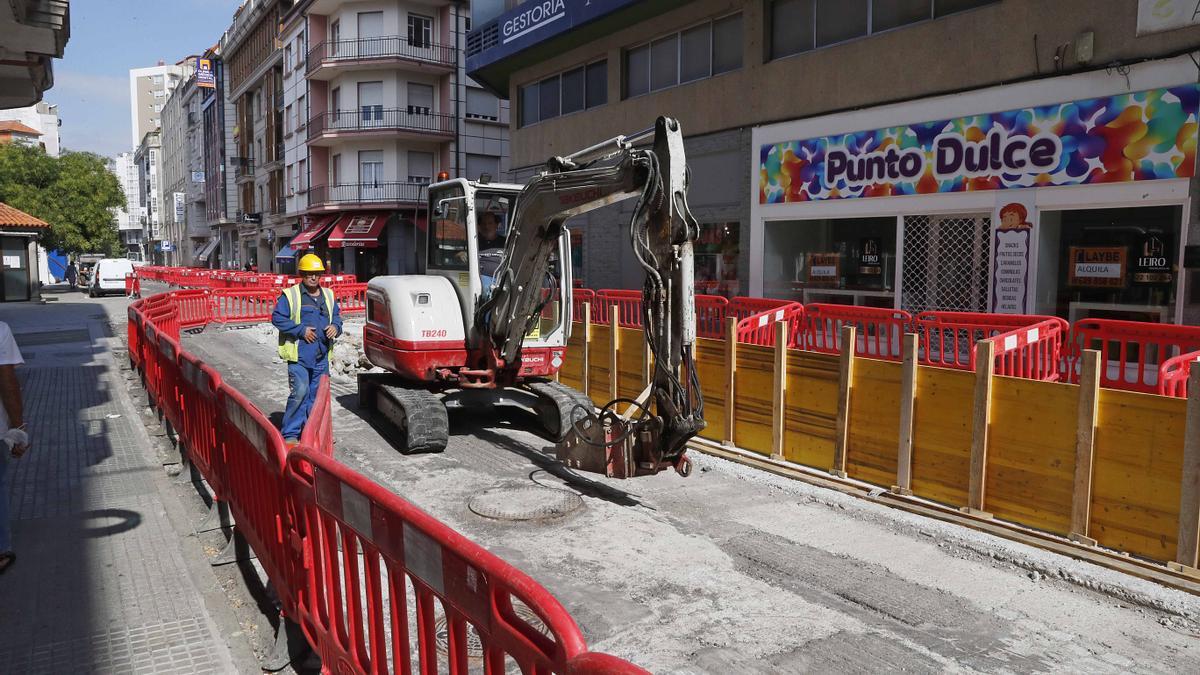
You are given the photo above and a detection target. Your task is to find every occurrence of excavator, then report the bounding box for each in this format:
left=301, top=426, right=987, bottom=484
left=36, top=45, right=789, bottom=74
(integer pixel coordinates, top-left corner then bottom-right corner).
left=358, top=116, right=704, bottom=478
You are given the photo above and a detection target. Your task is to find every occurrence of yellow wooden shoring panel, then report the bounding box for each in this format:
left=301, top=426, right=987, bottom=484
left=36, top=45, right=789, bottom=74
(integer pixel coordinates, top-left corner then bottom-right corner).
left=909, top=366, right=975, bottom=507
left=845, top=356, right=903, bottom=488
left=1091, top=388, right=1187, bottom=561
left=734, top=343, right=775, bottom=455
left=986, top=375, right=1079, bottom=535
left=694, top=337, right=727, bottom=442
left=782, top=349, right=839, bottom=468
left=586, top=324, right=611, bottom=404
left=559, top=322, right=585, bottom=390
left=617, top=326, right=644, bottom=400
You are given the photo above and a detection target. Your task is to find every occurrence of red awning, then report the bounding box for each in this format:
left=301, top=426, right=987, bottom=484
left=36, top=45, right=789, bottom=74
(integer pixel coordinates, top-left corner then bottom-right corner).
left=328, top=212, right=388, bottom=248
left=289, top=214, right=340, bottom=249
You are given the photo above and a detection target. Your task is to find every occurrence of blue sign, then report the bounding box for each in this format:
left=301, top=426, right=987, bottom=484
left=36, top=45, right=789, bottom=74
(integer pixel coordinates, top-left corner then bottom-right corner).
left=467, top=0, right=641, bottom=78
left=196, top=58, right=216, bottom=89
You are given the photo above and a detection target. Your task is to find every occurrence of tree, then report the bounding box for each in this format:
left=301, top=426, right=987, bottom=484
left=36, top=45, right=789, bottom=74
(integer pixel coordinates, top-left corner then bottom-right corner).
left=0, top=143, right=125, bottom=256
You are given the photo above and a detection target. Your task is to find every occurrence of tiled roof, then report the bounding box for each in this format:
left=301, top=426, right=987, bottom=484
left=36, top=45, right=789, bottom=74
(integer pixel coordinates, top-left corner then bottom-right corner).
left=0, top=202, right=50, bottom=228
left=0, top=121, right=43, bottom=136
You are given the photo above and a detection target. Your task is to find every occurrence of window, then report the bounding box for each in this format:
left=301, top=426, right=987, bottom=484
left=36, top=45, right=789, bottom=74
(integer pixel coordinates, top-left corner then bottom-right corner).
left=560, top=67, right=585, bottom=114
left=286, top=164, right=294, bottom=193
left=624, top=15, right=741, bottom=98
left=408, top=151, right=433, bottom=183
left=284, top=104, right=293, bottom=134
left=358, top=11, right=384, bottom=38
left=466, top=87, right=499, bottom=120
left=284, top=45, right=293, bottom=71
left=407, top=82, right=433, bottom=114
left=465, top=154, right=499, bottom=181
left=296, top=95, right=306, bottom=128
left=152, top=75, right=164, bottom=85
left=298, top=158, right=307, bottom=191
left=768, top=0, right=998, bottom=60
left=358, top=81, right=383, bottom=121
left=154, top=103, right=164, bottom=113
left=519, top=60, right=606, bottom=127
left=295, top=38, right=304, bottom=69
left=538, top=76, right=559, bottom=121
left=427, top=184, right=468, bottom=270
left=331, top=154, right=340, bottom=184
left=409, top=14, right=433, bottom=48
left=359, top=150, right=383, bottom=185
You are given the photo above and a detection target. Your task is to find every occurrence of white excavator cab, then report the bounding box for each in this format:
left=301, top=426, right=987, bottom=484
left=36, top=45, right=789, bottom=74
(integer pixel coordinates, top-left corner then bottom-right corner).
left=425, top=178, right=572, bottom=353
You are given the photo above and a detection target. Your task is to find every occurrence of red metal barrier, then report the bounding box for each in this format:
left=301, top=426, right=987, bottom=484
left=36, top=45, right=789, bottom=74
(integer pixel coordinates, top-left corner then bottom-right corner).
left=1067, top=319, right=1200, bottom=394
left=695, top=295, right=730, bottom=339
left=595, top=290, right=643, bottom=327
left=332, top=283, right=368, bottom=315
left=798, top=304, right=912, bottom=360
left=571, top=289, right=596, bottom=322
left=211, top=290, right=280, bottom=324
left=285, top=447, right=647, bottom=675
left=913, top=311, right=1066, bottom=372
left=736, top=302, right=804, bottom=346
left=177, top=351, right=227, bottom=498
left=728, top=296, right=791, bottom=322
left=989, top=318, right=1068, bottom=381
left=1161, top=350, right=1200, bottom=397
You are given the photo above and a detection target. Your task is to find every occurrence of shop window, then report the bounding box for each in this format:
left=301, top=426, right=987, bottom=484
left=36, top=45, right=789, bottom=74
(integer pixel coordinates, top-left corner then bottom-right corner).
left=816, top=0, right=868, bottom=47
left=694, top=222, right=740, bottom=298
left=1035, top=206, right=1181, bottom=322
left=764, top=217, right=896, bottom=306
left=902, top=214, right=991, bottom=313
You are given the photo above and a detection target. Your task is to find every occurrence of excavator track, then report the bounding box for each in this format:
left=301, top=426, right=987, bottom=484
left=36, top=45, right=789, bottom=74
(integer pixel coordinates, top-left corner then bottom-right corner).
left=361, top=375, right=449, bottom=454
left=526, top=379, right=596, bottom=441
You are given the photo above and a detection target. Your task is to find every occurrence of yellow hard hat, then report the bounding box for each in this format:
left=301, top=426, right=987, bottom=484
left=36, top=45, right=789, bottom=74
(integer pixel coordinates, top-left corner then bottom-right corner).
left=298, top=253, right=326, bottom=272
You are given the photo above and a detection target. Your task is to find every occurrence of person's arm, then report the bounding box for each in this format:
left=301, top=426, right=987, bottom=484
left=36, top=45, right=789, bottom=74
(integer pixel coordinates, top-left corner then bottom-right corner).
left=332, top=299, right=343, bottom=337
left=0, top=364, right=22, bottom=431
left=271, top=294, right=304, bottom=337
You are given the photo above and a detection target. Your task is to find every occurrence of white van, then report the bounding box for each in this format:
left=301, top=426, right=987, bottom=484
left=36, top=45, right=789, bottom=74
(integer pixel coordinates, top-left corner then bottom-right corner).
left=89, top=258, right=135, bottom=297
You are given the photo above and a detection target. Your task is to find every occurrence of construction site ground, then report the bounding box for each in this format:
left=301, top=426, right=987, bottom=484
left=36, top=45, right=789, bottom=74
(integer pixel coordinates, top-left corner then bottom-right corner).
left=146, top=289, right=1200, bottom=673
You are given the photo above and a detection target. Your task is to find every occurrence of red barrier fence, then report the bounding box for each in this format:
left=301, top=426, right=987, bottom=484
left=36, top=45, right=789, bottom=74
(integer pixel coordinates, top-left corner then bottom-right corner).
left=127, top=289, right=644, bottom=674
left=594, top=289, right=643, bottom=327
left=736, top=302, right=804, bottom=347
left=913, top=311, right=1067, bottom=372
left=798, top=304, right=912, bottom=360
left=1161, top=351, right=1200, bottom=398
left=990, top=318, right=1069, bottom=381
left=1066, top=319, right=1200, bottom=394
left=332, top=283, right=368, bottom=315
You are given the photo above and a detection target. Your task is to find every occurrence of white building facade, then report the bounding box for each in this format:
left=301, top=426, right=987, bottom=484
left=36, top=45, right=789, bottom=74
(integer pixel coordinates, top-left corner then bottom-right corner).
left=0, top=102, right=61, bottom=156
left=112, top=151, right=143, bottom=259
left=128, top=63, right=185, bottom=150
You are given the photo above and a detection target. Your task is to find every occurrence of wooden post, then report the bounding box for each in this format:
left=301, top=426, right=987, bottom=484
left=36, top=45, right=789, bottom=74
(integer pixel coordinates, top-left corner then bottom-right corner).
left=893, top=333, right=918, bottom=495
left=724, top=316, right=737, bottom=447
left=1174, top=366, right=1200, bottom=571
left=771, top=320, right=787, bottom=460
left=832, top=325, right=856, bottom=478
left=609, top=304, right=620, bottom=401
left=1069, top=349, right=1101, bottom=545
left=581, top=302, right=591, bottom=396
left=965, top=339, right=995, bottom=517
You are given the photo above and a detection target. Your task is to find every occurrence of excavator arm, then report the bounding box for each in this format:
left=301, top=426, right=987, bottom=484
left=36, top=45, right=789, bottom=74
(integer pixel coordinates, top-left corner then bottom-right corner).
left=480, top=116, right=705, bottom=477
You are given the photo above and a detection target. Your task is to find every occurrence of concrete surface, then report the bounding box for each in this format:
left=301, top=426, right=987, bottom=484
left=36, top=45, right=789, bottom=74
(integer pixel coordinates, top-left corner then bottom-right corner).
left=168, top=292, right=1200, bottom=674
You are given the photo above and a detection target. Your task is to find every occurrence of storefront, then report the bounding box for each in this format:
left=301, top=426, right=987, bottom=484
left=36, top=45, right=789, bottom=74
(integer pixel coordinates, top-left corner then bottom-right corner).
left=750, top=57, right=1198, bottom=324
left=0, top=203, right=48, bottom=302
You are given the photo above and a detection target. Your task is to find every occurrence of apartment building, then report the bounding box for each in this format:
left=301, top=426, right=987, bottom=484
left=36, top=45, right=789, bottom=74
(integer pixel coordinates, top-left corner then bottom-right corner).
left=469, top=0, right=1200, bottom=325
left=0, top=102, right=61, bottom=156
left=200, top=48, right=240, bottom=268
left=271, top=0, right=509, bottom=279
left=134, top=131, right=163, bottom=262
left=110, top=152, right=143, bottom=259
left=160, top=61, right=208, bottom=266
left=128, top=63, right=185, bottom=150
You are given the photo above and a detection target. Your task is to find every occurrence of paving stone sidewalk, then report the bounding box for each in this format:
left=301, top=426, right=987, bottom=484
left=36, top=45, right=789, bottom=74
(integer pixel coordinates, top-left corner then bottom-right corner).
left=0, top=294, right=252, bottom=674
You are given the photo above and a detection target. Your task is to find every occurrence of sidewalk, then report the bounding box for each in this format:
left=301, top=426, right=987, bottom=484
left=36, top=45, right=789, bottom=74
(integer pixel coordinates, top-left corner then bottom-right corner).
left=0, top=291, right=255, bottom=673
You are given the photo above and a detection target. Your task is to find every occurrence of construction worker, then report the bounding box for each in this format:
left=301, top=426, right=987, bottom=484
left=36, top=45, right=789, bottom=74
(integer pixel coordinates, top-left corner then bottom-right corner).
left=271, top=253, right=342, bottom=445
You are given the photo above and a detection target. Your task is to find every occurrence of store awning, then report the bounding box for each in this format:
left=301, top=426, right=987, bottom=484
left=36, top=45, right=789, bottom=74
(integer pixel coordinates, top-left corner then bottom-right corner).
left=275, top=243, right=297, bottom=263
left=289, top=214, right=340, bottom=250
left=196, top=237, right=219, bottom=263
left=328, top=212, right=388, bottom=248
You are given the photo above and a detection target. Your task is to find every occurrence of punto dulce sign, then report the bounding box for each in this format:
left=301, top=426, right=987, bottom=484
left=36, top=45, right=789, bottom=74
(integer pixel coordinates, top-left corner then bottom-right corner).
left=760, top=85, right=1199, bottom=203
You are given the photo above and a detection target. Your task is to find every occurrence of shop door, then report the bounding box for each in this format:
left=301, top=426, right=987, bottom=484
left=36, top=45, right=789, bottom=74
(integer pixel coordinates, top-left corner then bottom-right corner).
left=2, top=237, right=30, bottom=302
left=901, top=214, right=991, bottom=313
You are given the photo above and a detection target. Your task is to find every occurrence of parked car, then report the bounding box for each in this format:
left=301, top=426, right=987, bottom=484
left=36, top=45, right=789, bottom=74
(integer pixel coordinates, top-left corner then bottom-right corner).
left=89, top=258, right=135, bottom=297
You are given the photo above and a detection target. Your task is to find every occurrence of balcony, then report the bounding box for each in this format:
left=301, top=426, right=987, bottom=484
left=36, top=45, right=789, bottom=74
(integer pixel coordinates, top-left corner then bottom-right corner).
left=307, top=108, right=455, bottom=146
left=308, top=181, right=426, bottom=210
left=306, top=36, right=456, bottom=79
left=233, top=157, right=255, bottom=183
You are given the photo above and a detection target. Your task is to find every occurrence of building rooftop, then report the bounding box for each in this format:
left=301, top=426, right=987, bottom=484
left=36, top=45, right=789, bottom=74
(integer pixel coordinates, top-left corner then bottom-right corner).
left=0, top=121, right=44, bottom=137
left=0, top=202, right=50, bottom=228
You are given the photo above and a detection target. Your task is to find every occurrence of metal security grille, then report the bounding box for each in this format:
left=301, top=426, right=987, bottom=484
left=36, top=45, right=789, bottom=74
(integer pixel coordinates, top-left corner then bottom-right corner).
left=901, top=214, right=992, bottom=313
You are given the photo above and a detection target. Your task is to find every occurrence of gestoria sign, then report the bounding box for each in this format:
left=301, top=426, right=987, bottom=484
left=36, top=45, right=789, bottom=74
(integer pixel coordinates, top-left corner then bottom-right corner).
left=760, top=85, right=1200, bottom=204
left=1137, top=0, right=1200, bottom=36
left=502, top=0, right=566, bottom=44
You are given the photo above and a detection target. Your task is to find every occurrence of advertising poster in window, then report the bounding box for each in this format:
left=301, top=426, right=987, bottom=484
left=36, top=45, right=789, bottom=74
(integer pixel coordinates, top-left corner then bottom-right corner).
left=196, top=58, right=216, bottom=88
left=1133, top=233, right=1172, bottom=284
left=1068, top=246, right=1127, bottom=288
left=807, top=252, right=840, bottom=286
left=989, top=192, right=1035, bottom=314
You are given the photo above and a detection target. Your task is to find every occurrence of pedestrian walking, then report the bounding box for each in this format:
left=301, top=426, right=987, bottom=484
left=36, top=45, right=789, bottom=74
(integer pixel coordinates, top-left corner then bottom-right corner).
left=271, top=254, right=341, bottom=446
left=0, top=320, right=28, bottom=575
left=65, top=260, right=77, bottom=290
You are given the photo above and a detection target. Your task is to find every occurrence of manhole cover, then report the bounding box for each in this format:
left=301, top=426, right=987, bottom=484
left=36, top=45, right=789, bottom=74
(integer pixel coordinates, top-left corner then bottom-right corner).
left=468, top=486, right=583, bottom=522
left=434, top=603, right=549, bottom=660
left=14, top=329, right=89, bottom=347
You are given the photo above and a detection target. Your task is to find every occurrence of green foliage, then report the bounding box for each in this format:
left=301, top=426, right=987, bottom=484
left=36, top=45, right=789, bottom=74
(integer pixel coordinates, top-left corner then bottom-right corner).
left=0, top=143, right=126, bottom=255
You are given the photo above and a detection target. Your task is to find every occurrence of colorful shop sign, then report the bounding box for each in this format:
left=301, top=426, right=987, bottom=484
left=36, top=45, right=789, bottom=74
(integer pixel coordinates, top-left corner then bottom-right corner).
left=759, top=85, right=1199, bottom=204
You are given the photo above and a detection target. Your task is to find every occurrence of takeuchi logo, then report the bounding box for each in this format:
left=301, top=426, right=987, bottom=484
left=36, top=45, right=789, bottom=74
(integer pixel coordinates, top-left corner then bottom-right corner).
left=503, top=0, right=567, bottom=41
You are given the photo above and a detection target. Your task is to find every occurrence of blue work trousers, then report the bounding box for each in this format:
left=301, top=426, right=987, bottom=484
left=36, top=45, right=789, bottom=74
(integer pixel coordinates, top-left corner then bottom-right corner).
left=281, top=360, right=327, bottom=441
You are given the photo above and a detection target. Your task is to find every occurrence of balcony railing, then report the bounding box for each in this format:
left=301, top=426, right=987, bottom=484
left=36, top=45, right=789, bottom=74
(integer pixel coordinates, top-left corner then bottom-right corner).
left=308, top=181, right=426, bottom=207
left=307, top=36, right=457, bottom=73
left=307, top=108, right=455, bottom=140
left=232, top=157, right=255, bottom=180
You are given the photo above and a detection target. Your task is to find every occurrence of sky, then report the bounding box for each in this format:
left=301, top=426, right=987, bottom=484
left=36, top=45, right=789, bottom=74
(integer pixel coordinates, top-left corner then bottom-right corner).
left=47, top=0, right=243, bottom=159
